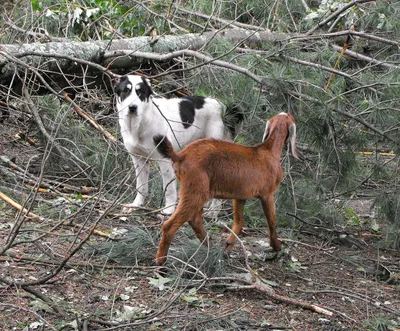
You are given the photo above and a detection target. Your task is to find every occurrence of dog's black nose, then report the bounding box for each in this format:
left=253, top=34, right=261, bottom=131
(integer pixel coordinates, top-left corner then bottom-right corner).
left=129, top=105, right=138, bottom=114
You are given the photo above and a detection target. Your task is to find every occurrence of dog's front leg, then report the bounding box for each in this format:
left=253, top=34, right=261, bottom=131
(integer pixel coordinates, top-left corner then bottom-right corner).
left=158, top=159, right=177, bottom=215
left=122, top=155, right=150, bottom=213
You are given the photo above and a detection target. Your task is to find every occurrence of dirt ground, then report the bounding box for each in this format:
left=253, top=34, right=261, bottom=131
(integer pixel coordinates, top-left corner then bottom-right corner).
left=1, top=107, right=399, bottom=330
left=0, top=199, right=399, bottom=331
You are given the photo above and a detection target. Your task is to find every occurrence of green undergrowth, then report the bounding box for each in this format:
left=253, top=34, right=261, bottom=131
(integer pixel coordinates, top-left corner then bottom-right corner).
left=89, top=224, right=229, bottom=277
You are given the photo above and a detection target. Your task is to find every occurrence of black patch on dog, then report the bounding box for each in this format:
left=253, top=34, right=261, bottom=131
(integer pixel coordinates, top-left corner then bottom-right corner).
left=182, top=96, right=206, bottom=109
left=115, top=76, right=132, bottom=102
left=135, top=77, right=152, bottom=102
left=179, top=99, right=197, bottom=129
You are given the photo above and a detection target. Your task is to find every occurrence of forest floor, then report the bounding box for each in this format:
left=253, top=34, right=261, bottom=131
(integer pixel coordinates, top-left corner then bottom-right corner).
left=1, top=195, right=399, bottom=331
left=1, top=107, right=399, bottom=330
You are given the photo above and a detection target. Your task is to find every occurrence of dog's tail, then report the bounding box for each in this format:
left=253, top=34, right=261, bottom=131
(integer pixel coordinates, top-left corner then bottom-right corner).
left=153, top=135, right=180, bottom=163
left=223, top=105, right=244, bottom=138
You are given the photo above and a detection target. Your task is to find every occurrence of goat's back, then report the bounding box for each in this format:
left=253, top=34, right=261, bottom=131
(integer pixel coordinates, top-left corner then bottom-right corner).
left=176, top=139, right=283, bottom=199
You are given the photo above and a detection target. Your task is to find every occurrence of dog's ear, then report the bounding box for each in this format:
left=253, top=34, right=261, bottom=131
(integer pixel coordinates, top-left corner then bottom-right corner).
left=115, top=75, right=127, bottom=87
left=115, top=76, right=132, bottom=102
left=144, top=77, right=151, bottom=87
left=136, top=77, right=153, bottom=101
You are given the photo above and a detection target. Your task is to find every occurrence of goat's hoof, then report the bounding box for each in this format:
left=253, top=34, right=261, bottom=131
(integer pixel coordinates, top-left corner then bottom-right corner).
left=153, top=260, right=168, bottom=275
left=223, top=243, right=235, bottom=257
left=263, top=249, right=282, bottom=261
left=155, top=256, right=167, bottom=266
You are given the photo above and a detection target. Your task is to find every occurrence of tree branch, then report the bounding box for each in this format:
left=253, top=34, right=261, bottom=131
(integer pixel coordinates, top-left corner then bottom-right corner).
left=104, top=49, right=266, bottom=85
left=331, top=44, right=400, bottom=70
left=306, top=0, right=375, bottom=35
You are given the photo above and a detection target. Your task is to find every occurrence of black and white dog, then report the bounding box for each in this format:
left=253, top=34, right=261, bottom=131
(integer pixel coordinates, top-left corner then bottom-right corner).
left=116, top=75, right=241, bottom=215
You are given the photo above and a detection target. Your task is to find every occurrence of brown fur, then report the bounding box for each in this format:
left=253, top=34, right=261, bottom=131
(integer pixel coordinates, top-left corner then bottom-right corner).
left=153, top=113, right=299, bottom=265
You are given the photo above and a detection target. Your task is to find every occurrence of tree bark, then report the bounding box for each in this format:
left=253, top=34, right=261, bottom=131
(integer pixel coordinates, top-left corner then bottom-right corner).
left=0, top=30, right=290, bottom=79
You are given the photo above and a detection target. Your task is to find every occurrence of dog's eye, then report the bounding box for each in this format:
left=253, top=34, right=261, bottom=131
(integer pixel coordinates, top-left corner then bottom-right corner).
left=124, top=83, right=132, bottom=93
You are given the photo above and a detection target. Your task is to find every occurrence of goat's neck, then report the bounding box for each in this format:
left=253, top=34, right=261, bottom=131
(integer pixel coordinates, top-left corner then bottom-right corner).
left=262, top=126, right=287, bottom=158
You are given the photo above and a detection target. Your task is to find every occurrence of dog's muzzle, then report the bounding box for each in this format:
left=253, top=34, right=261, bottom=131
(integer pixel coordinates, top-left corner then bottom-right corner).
left=128, top=105, right=138, bottom=114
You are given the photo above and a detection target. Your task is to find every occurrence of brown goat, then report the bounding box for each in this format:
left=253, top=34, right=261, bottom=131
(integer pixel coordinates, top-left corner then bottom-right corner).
left=153, top=112, right=299, bottom=265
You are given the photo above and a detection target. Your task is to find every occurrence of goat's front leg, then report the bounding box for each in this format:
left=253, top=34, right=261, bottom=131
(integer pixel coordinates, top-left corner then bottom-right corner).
left=157, top=159, right=177, bottom=215
left=260, top=195, right=281, bottom=251
left=225, top=199, right=246, bottom=253
left=123, top=155, right=149, bottom=213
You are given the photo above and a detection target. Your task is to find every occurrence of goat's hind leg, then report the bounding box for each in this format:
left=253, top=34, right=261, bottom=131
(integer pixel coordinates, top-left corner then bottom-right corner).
left=260, top=195, right=281, bottom=251
left=156, top=200, right=207, bottom=265
left=225, top=199, right=246, bottom=253
left=188, top=209, right=207, bottom=244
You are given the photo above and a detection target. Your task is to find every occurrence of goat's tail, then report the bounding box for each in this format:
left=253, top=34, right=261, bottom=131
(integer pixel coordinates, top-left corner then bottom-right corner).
left=223, top=105, right=244, bottom=138
left=153, top=135, right=180, bottom=162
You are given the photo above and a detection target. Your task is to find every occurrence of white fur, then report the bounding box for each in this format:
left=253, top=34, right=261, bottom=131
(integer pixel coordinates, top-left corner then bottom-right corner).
left=116, top=75, right=231, bottom=215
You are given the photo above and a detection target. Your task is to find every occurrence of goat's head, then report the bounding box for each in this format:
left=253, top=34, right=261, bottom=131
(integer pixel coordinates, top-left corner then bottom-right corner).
left=115, top=75, right=153, bottom=117
left=262, top=112, right=299, bottom=159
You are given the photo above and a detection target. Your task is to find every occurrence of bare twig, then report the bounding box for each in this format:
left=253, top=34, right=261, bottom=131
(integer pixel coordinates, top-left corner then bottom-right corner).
left=0, top=190, right=114, bottom=239
left=0, top=191, right=45, bottom=221
left=325, top=25, right=354, bottom=90
left=63, top=93, right=120, bottom=146
left=0, top=303, right=58, bottom=330
left=170, top=4, right=269, bottom=31
left=216, top=226, right=333, bottom=316
left=105, top=49, right=266, bottom=85
left=4, top=20, right=67, bottom=42
left=306, top=0, right=375, bottom=35
left=23, top=88, right=67, bottom=158
left=331, top=44, right=400, bottom=71
left=223, top=225, right=256, bottom=282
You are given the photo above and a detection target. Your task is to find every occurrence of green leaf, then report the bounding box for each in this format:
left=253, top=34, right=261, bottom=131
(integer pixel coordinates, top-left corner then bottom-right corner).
left=371, top=220, right=380, bottom=233
left=147, top=274, right=173, bottom=291
left=180, top=294, right=199, bottom=304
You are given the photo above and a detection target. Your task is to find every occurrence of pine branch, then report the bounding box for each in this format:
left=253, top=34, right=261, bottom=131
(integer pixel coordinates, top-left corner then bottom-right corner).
left=331, top=45, right=400, bottom=70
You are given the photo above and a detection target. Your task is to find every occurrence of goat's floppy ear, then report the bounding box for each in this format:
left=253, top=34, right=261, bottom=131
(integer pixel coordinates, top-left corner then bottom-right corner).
left=288, top=123, right=299, bottom=159
left=262, top=120, right=271, bottom=142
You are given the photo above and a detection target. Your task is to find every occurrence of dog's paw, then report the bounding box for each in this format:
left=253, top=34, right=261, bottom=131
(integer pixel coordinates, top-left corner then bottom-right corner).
left=161, top=205, right=175, bottom=216
left=121, top=203, right=142, bottom=214
left=121, top=206, right=134, bottom=214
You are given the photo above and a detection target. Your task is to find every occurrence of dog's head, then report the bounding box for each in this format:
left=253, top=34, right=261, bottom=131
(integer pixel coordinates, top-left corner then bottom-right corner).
left=115, top=75, right=152, bottom=116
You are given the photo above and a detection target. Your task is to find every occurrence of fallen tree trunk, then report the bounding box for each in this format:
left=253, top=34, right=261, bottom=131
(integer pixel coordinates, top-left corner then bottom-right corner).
left=0, top=29, right=290, bottom=80
left=0, top=29, right=292, bottom=102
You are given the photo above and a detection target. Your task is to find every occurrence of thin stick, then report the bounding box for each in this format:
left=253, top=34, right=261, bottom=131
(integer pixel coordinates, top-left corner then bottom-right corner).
left=223, top=225, right=256, bottom=282
left=0, top=191, right=45, bottom=221
left=325, top=25, right=354, bottom=90
left=306, top=0, right=374, bottom=35
left=63, top=93, right=119, bottom=145
left=0, top=191, right=114, bottom=239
